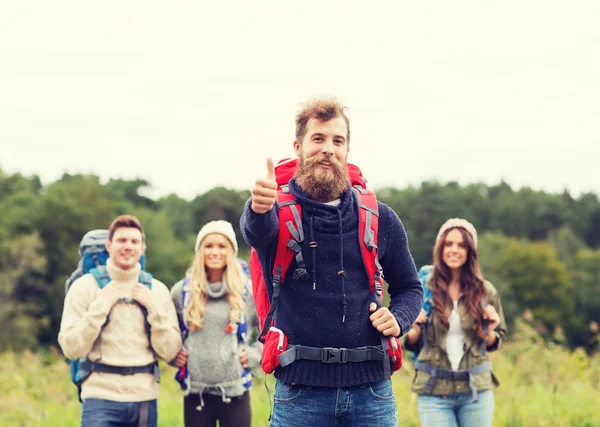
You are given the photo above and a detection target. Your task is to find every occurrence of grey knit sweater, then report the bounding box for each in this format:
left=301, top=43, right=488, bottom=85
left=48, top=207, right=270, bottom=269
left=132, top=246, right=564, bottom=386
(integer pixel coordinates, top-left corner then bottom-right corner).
left=171, top=279, right=261, bottom=399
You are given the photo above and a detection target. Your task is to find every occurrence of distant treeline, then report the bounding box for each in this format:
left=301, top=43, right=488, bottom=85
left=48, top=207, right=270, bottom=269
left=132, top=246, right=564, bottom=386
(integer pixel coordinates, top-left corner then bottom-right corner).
left=0, top=169, right=598, bottom=352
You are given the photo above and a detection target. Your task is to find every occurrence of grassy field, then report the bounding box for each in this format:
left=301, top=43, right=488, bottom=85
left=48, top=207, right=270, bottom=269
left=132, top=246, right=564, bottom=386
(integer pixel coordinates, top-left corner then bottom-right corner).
left=1, top=320, right=598, bottom=426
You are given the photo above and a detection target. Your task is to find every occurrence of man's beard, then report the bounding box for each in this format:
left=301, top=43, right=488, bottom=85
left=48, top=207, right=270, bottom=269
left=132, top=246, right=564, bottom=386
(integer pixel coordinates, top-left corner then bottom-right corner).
left=295, top=154, right=350, bottom=202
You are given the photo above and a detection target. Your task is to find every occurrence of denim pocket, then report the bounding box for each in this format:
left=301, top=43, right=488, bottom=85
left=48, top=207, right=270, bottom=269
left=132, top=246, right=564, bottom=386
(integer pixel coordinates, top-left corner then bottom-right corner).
left=369, top=379, right=395, bottom=401
left=274, top=382, right=303, bottom=403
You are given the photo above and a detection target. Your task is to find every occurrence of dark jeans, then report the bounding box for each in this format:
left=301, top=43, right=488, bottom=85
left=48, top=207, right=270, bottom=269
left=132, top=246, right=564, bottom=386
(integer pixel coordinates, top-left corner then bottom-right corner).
left=183, top=391, right=251, bottom=427
left=270, top=379, right=397, bottom=427
left=81, top=398, right=157, bottom=427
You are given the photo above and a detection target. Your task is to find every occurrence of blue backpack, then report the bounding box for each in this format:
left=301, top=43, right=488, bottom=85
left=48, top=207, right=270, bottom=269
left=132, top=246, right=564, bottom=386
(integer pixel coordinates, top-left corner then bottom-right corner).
left=65, top=229, right=157, bottom=401
left=174, top=259, right=253, bottom=393
left=65, top=229, right=147, bottom=292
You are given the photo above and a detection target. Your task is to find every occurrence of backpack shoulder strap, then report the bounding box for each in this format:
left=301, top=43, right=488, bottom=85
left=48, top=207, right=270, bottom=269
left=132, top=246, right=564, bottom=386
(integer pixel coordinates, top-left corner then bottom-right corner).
left=351, top=186, right=383, bottom=297
left=90, top=266, right=111, bottom=289
left=138, top=271, right=153, bottom=288
left=179, top=278, right=191, bottom=341
left=418, top=265, right=434, bottom=316
left=258, top=186, right=308, bottom=340
left=352, top=186, right=395, bottom=377
left=181, top=277, right=191, bottom=307
left=272, top=186, right=309, bottom=286
left=236, top=278, right=249, bottom=343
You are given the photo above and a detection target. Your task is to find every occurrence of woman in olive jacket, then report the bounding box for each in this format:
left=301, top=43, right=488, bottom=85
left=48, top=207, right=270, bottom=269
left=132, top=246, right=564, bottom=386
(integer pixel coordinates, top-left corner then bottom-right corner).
left=404, top=218, right=507, bottom=427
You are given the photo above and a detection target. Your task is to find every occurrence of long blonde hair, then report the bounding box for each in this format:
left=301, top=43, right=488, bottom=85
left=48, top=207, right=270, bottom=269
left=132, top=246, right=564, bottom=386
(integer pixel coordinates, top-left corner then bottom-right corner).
left=184, top=236, right=246, bottom=331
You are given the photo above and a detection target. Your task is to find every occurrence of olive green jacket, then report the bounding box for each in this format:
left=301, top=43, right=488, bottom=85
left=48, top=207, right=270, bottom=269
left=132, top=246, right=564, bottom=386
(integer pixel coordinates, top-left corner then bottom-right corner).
left=403, top=280, right=507, bottom=396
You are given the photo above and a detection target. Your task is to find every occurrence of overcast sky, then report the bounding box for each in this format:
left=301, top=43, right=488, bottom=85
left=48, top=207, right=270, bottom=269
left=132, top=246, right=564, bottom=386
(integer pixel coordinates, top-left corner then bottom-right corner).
left=1, top=1, right=598, bottom=200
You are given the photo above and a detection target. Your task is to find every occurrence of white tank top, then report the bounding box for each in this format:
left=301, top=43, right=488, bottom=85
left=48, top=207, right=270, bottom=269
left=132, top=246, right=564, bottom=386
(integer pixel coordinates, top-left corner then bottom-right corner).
left=446, top=300, right=465, bottom=371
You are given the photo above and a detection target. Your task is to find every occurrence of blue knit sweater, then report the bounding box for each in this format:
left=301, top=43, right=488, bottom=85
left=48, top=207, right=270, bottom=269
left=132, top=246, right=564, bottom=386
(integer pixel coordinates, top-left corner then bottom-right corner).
left=240, top=179, right=423, bottom=387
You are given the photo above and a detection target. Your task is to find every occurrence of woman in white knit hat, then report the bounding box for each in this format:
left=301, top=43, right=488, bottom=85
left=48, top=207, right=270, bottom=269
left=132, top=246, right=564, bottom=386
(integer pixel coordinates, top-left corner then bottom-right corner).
left=403, top=218, right=507, bottom=427
left=170, top=220, right=260, bottom=427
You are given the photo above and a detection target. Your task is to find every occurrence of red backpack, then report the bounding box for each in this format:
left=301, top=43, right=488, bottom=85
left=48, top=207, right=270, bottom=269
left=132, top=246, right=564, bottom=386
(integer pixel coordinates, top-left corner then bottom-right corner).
left=249, top=158, right=403, bottom=376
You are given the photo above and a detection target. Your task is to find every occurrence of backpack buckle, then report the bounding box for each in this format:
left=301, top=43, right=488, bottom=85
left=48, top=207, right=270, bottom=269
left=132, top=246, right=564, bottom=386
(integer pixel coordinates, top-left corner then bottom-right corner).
left=321, top=347, right=347, bottom=364
left=375, top=282, right=383, bottom=296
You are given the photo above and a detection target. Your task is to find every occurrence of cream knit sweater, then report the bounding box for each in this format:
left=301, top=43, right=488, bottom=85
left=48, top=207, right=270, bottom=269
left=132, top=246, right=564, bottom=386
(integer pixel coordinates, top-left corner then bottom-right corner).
left=58, top=258, right=182, bottom=402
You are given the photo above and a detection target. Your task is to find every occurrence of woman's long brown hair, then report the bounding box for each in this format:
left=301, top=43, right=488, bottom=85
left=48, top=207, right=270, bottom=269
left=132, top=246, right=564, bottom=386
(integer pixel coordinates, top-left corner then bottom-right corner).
left=431, top=227, right=487, bottom=338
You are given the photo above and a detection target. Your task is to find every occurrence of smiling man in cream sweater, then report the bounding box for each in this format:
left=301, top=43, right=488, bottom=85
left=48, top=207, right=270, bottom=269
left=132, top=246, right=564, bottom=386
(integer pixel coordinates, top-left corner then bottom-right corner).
left=59, top=215, right=182, bottom=427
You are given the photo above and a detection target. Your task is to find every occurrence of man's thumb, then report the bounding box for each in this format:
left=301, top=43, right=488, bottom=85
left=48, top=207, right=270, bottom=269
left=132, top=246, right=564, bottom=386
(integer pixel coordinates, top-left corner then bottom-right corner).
left=266, top=157, right=275, bottom=180
left=369, top=302, right=377, bottom=312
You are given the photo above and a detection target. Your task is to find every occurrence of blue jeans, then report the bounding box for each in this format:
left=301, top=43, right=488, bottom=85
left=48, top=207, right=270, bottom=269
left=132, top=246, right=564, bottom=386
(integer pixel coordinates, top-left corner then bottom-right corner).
left=271, top=379, right=397, bottom=427
left=81, top=398, right=157, bottom=427
left=418, top=390, right=494, bottom=427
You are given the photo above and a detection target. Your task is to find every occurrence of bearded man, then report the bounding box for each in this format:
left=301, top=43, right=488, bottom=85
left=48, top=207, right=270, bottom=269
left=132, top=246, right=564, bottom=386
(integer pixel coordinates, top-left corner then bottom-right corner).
left=240, top=97, right=423, bottom=427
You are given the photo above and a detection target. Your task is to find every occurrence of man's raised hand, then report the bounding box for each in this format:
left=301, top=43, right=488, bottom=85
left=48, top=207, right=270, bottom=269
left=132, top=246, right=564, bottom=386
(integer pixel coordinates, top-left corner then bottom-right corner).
left=251, top=158, right=278, bottom=214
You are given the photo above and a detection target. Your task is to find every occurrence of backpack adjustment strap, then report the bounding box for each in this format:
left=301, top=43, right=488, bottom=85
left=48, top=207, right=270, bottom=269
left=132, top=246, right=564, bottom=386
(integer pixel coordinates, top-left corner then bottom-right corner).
left=374, top=281, right=383, bottom=296
left=278, top=345, right=386, bottom=367
left=287, top=240, right=309, bottom=280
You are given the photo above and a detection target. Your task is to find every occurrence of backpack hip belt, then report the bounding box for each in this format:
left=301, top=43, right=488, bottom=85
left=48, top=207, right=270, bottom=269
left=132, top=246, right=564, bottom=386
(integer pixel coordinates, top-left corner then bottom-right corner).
left=414, top=360, right=492, bottom=402
left=278, top=345, right=386, bottom=367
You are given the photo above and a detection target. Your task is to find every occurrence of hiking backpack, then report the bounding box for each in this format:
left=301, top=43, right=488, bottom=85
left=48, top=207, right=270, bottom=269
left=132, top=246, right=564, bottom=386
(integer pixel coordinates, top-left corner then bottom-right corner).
left=65, top=229, right=147, bottom=292
left=174, top=259, right=253, bottom=394
left=249, top=158, right=403, bottom=377
left=65, top=229, right=158, bottom=401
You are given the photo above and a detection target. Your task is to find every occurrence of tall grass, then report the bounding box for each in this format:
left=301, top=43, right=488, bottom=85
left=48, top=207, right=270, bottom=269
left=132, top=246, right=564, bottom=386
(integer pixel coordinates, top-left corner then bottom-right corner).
left=1, top=319, right=598, bottom=426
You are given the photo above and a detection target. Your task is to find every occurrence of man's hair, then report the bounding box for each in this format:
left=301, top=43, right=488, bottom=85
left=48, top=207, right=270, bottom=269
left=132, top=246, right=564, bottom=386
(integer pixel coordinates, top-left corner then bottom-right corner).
left=295, top=97, right=350, bottom=145
left=108, top=214, right=145, bottom=242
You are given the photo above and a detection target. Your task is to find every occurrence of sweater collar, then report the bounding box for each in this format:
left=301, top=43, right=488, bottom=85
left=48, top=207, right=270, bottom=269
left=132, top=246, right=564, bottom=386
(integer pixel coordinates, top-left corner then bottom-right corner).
left=106, top=258, right=141, bottom=282
left=206, top=281, right=227, bottom=299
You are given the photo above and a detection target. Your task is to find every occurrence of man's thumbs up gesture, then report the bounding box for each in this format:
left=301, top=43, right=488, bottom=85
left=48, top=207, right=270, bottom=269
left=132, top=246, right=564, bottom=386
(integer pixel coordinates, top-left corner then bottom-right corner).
left=251, top=158, right=278, bottom=214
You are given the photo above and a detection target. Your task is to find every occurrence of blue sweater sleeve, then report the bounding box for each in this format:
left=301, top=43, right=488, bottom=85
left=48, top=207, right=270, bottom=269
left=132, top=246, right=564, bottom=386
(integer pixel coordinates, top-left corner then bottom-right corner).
left=239, top=198, right=280, bottom=250
left=377, top=203, right=424, bottom=337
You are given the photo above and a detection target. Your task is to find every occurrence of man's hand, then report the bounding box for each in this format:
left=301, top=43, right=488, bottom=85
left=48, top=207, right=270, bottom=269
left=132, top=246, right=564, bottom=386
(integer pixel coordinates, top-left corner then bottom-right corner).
left=132, top=284, right=153, bottom=308
left=251, top=158, right=277, bottom=214
left=369, top=303, right=401, bottom=337
left=175, top=350, right=188, bottom=367
left=98, top=281, right=120, bottom=307
left=239, top=349, right=249, bottom=368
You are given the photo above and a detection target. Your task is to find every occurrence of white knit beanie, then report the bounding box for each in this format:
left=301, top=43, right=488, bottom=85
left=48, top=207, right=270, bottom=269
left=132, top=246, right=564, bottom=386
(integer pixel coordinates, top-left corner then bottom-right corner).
left=436, top=218, right=478, bottom=248
left=195, top=220, right=239, bottom=255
